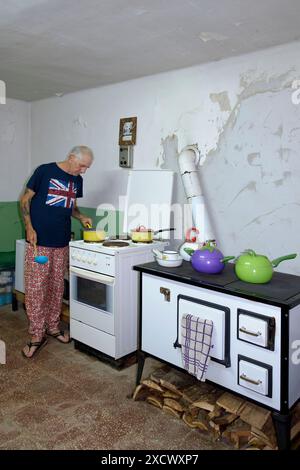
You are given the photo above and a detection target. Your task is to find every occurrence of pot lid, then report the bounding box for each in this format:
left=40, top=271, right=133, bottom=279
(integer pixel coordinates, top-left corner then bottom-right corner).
left=122, top=170, right=174, bottom=239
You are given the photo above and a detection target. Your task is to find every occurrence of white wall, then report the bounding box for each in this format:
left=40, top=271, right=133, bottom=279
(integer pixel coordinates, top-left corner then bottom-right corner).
left=0, top=98, right=30, bottom=200
left=31, top=41, right=300, bottom=275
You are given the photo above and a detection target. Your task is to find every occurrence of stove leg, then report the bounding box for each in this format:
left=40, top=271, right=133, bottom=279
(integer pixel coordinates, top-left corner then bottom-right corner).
left=136, top=351, right=146, bottom=386
left=272, top=412, right=291, bottom=450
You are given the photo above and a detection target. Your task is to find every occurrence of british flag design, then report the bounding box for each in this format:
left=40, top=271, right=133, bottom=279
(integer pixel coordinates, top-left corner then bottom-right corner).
left=46, top=179, right=77, bottom=208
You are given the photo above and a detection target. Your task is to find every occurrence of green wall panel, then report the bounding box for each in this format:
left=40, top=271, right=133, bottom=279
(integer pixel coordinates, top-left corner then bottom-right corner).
left=0, top=201, right=123, bottom=253
left=0, top=202, right=25, bottom=252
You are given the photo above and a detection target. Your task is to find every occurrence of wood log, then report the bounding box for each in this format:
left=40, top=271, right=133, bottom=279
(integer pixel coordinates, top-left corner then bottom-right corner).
left=182, top=410, right=209, bottom=431
left=291, top=403, right=300, bottom=424
left=240, top=403, right=271, bottom=431
left=208, top=405, right=223, bottom=420
left=216, top=392, right=246, bottom=415
left=159, top=369, right=196, bottom=395
left=132, top=384, right=149, bottom=401
left=163, top=390, right=181, bottom=399
left=250, top=428, right=277, bottom=449
left=233, top=431, right=252, bottom=449
left=213, top=412, right=239, bottom=426
left=191, top=389, right=223, bottom=412
left=162, top=405, right=182, bottom=419
left=142, top=379, right=164, bottom=392
left=208, top=419, right=226, bottom=435
left=163, top=398, right=185, bottom=413
left=182, top=383, right=215, bottom=403
left=193, top=409, right=210, bottom=431
left=291, top=420, right=300, bottom=441
left=182, top=412, right=200, bottom=429
left=150, top=365, right=171, bottom=384
left=222, top=419, right=252, bottom=448
left=248, top=436, right=266, bottom=450
left=146, top=392, right=164, bottom=409
left=208, top=408, right=239, bottom=437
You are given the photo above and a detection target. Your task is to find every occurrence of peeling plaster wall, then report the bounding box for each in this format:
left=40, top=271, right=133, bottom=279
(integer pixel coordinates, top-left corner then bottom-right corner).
left=31, top=41, right=300, bottom=274
left=0, top=98, right=31, bottom=200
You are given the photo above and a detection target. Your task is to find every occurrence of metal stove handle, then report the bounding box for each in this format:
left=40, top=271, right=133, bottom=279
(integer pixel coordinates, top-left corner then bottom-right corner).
left=239, top=326, right=262, bottom=337
left=70, top=266, right=114, bottom=285
left=240, top=373, right=262, bottom=386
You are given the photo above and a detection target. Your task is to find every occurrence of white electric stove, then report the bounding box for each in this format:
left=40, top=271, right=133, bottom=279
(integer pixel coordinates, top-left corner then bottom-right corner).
left=69, top=170, right=174, bottom=362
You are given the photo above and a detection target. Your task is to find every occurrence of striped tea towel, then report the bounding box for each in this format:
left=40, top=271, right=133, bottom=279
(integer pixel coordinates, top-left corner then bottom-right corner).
left=181, top=314, right=214, bottom=382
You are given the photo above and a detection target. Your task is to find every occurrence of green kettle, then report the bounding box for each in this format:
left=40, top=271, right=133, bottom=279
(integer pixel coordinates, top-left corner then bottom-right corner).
left=234, top=249, right=297, bottom=284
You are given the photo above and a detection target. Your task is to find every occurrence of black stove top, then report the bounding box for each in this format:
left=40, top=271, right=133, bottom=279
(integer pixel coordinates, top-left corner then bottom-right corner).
left=133, top=261, right=300, bottom=308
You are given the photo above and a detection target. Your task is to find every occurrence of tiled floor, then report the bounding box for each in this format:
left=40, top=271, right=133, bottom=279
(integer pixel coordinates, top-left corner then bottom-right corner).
left=0, top=305, right=228, bottom=450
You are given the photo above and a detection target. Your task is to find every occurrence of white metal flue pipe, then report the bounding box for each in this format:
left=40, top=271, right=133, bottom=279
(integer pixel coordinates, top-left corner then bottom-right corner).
left=178, top=144, right=214, bottom=243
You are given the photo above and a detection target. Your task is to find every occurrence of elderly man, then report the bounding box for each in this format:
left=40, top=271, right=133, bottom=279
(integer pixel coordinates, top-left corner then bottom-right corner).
left=20, top=146, right=94, bottom=358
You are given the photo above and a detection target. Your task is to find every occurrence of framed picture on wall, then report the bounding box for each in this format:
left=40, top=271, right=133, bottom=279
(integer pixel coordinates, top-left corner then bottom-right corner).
left=119, top=117, right=137, bottom=146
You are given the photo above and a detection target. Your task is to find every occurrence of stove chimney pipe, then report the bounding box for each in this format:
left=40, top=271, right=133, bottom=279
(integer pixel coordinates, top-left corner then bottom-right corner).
left=178, top=144, right=214, bottom=243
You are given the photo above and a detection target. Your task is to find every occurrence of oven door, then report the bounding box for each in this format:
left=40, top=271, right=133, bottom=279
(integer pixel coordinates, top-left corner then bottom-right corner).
left=70, top=266, right=115, bottom=334
left=175, top=295, right=231, bottom=367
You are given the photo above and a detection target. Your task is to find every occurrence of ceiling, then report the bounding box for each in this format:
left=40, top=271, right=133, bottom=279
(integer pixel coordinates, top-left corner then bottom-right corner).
left=1, top=0, right=300, bottom=101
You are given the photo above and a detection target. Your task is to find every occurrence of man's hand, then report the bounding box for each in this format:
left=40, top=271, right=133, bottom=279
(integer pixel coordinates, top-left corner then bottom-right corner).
left=72, top=201, right=93, bottom=227
left=26, top=227, right=37, bottom=246
left=80, top=216, right=93, bottom=228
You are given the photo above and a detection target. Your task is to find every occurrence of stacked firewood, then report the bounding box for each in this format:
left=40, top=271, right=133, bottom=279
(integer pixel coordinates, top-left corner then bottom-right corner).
left=132, top=365, right=300, bottom=450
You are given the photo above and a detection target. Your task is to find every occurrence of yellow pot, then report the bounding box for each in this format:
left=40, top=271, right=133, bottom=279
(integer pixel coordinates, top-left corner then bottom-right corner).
left=131, top=230, right=153, bottom=242
left=83, top=228, right=106, bottom=242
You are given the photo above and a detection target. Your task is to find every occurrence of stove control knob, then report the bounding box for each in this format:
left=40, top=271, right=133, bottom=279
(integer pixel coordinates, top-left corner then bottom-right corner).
left=87, top=256, right=92, bottom=264
left=92, top=256, right=97, bottom=265
left=82, top=256, right=87, bottom=263
left=77, top=255, right=82, bottom=261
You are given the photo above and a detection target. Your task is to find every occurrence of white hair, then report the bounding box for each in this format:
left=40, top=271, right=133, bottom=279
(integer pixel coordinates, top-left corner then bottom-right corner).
left=67, top=145, right=94, bottom=161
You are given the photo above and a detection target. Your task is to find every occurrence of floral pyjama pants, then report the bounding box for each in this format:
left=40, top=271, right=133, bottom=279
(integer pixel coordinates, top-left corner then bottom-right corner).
left=25, top=244, right=69, bottom=339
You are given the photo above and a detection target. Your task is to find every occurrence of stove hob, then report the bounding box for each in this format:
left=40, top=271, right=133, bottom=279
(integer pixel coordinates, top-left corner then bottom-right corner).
left=102, top=241, right=130, bottom=247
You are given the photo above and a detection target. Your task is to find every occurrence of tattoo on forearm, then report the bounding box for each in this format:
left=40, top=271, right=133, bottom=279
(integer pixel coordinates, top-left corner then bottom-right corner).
left=21, top=201, right=30, bottom=217
left=20, top=192, right=32, bottom=226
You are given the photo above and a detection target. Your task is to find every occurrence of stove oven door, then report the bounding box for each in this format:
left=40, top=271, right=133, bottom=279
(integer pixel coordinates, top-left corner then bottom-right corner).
left=175, top=295, right=231, bottom=367
left=70, top=266, right=115, bottom=334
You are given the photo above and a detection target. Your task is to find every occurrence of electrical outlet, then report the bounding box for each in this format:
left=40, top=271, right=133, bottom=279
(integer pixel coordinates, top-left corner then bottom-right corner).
left=119, top=146, right=133, bottom=168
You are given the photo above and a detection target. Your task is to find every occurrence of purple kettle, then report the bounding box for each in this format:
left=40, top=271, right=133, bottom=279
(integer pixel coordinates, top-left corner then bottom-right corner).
left=184, top=240, right=234, bottom=274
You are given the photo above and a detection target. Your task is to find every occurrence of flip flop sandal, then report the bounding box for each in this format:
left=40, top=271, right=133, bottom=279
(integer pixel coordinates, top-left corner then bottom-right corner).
left=22, top=337, right=48, bottom=359
left=46, top=330, right=71, bottom=343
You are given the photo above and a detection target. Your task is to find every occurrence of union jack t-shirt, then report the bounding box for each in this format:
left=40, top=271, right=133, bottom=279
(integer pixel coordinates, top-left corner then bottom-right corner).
left=26, top=163, right=83, bottom=247
left=46, top=178, right=77, bottom=209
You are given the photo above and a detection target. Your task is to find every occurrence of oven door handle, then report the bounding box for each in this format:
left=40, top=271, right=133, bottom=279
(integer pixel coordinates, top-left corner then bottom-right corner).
left=70, top=266, right=114, bottom=285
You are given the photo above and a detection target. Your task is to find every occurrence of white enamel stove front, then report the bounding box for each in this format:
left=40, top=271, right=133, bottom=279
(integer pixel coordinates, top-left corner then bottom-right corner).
left=141, top=274, right=281, bottom=410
